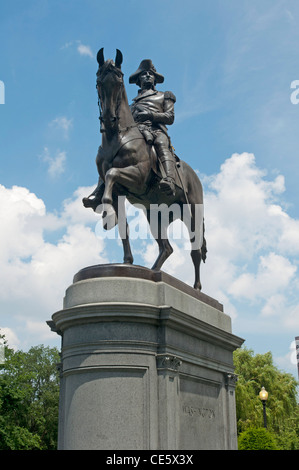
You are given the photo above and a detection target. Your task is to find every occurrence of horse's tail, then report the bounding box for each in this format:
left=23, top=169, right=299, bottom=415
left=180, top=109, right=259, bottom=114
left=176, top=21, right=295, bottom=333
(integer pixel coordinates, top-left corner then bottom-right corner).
left=201, top=218, right=207, bottom=263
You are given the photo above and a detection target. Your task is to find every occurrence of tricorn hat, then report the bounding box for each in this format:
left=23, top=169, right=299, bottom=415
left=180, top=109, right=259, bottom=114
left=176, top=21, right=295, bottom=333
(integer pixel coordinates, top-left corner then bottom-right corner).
left=129, top=59, right=164, bottom=84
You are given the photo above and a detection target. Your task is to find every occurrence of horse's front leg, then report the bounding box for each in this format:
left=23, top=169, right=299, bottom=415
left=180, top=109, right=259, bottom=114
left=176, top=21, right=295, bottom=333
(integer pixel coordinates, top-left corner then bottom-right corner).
left=82, top=177, right=105, bottom=212
left=101, top=168, right=120, bottom=229
left=113, top=195, right=133, bottom=265
left=102, top=165, right=145, bottom=229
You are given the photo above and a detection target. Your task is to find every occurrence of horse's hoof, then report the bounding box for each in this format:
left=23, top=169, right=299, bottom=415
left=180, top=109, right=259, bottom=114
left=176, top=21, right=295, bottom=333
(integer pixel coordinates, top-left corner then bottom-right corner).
left=82, top=197, right=93, bottom=208
left=151, top=264, right=161, bottom=272
left=193, top=282, right=202, bottom=291
left=83, top=197, right=100, bottom=212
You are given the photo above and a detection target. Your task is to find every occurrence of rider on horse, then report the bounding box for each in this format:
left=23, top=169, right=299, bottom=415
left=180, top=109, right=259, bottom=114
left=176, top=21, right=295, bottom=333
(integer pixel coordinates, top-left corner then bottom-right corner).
left=129, top=59, right=177, bottom=196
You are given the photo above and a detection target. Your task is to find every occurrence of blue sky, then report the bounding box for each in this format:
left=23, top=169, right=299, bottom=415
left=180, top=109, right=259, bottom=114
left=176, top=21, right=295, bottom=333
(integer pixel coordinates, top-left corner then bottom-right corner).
left=1, top=0, right=299, bottom=378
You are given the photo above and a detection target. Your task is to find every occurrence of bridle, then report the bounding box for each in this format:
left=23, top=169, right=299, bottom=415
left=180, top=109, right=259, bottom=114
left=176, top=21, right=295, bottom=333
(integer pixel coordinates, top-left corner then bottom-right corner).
left=97, top=64, right=138, bottom=135
left=97, top=65, right=121, bottom=133
left=96, top=59, right=143, bottom=159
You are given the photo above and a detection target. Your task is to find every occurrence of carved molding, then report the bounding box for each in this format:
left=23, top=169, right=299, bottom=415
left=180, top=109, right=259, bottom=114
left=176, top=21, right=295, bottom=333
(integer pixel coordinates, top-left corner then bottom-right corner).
left=156, top=354, right=182, bottom=371
left=225, top=373, right=238, bottom=388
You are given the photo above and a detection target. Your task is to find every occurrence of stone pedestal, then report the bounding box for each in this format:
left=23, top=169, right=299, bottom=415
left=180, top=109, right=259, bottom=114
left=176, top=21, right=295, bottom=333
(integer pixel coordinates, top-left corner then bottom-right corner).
left=48, top=264, right=244, bottom=450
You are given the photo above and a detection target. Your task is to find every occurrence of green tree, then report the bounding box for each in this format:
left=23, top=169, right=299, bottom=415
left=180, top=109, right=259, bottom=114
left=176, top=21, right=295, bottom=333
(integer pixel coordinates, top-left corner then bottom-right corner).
left=238, top=427, right=278, bottom=450
left=234, top=347, right=299, bottom=450
left=0, top=335, right=60, bottom=450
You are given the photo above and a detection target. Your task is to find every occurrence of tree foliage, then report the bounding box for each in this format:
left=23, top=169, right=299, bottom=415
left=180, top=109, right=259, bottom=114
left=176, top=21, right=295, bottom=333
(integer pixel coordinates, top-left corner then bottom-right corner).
left=1, top=336, right=298, bottom=450
left=234, top=347, right=299, bottom=450
left=0, top=336, right=60, bottom=450
left=238, top=427, right=278, bottom=450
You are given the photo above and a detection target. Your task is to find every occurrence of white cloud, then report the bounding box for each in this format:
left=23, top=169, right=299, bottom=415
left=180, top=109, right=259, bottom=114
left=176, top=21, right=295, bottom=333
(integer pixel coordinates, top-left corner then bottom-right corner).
left=40, top=147, right=66, bottom=178
left=203, top=153, right=289, bottom=259
left=1, top=153, right=299, bottom=361
left=0, top=184, right=108, bottom=349
left=49, top=116, right=73, bottom=138
left=202, top=153, right=299, bottom=263
left=0, top=327, right=20, bottom=350
left=61, top=186, right=101, bottom=225
left=275, top=340, right=298, bottom=372
left=48, top=151, right=66, bottom=178
left=0, top=184, right=46, bottom=264
left=261, top=294, right=287, bottom=317
left=229, top=253, right=297, bottom=300
left=138, top=152, right=299, bottom=334
left=201, top=153, right=299, bottom=332
left=60, top=41, right=74, bottom=50
left=61, top=40, right=93, bottom=59
left=284, top=304, right=299, bottom=329
left=24, top=320, right=54, bottom=342
left=77, top=43, right=93, bottom=58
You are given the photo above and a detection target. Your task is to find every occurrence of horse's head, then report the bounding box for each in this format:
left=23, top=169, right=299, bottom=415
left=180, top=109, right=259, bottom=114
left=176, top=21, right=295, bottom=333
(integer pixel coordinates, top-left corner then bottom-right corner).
left=96, top=48, right=124, bottom=131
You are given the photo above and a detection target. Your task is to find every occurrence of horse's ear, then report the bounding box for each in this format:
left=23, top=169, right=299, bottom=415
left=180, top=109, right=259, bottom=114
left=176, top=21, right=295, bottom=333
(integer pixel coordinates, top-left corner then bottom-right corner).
left=115, top=49, right=123, bottom=68
left=97, top=48, right=105, bottom=66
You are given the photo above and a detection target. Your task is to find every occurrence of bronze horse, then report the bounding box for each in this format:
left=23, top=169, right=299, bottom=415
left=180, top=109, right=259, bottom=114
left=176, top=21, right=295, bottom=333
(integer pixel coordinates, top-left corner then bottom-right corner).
left=83, top=49, right=207, bottom=290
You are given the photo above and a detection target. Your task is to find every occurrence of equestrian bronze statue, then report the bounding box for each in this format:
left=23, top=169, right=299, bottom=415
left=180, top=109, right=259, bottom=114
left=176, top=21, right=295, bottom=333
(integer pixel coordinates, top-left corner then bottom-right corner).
left=83, top=49, right=207, bottom=290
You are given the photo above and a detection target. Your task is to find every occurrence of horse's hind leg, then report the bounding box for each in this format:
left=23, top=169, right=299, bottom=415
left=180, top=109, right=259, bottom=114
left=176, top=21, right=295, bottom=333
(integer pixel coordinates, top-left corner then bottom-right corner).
left=146, top=210, right=173, bottom=271
left=187, top=204, right=203, bottom=290
left=152, top=236, right=173, bottom=271
left=191, top=249, right=202, bottom=290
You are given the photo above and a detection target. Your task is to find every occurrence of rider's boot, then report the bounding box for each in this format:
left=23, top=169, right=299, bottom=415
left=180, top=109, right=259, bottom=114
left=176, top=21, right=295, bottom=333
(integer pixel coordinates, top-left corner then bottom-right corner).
left=160, top=157, right=176, bottom=196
